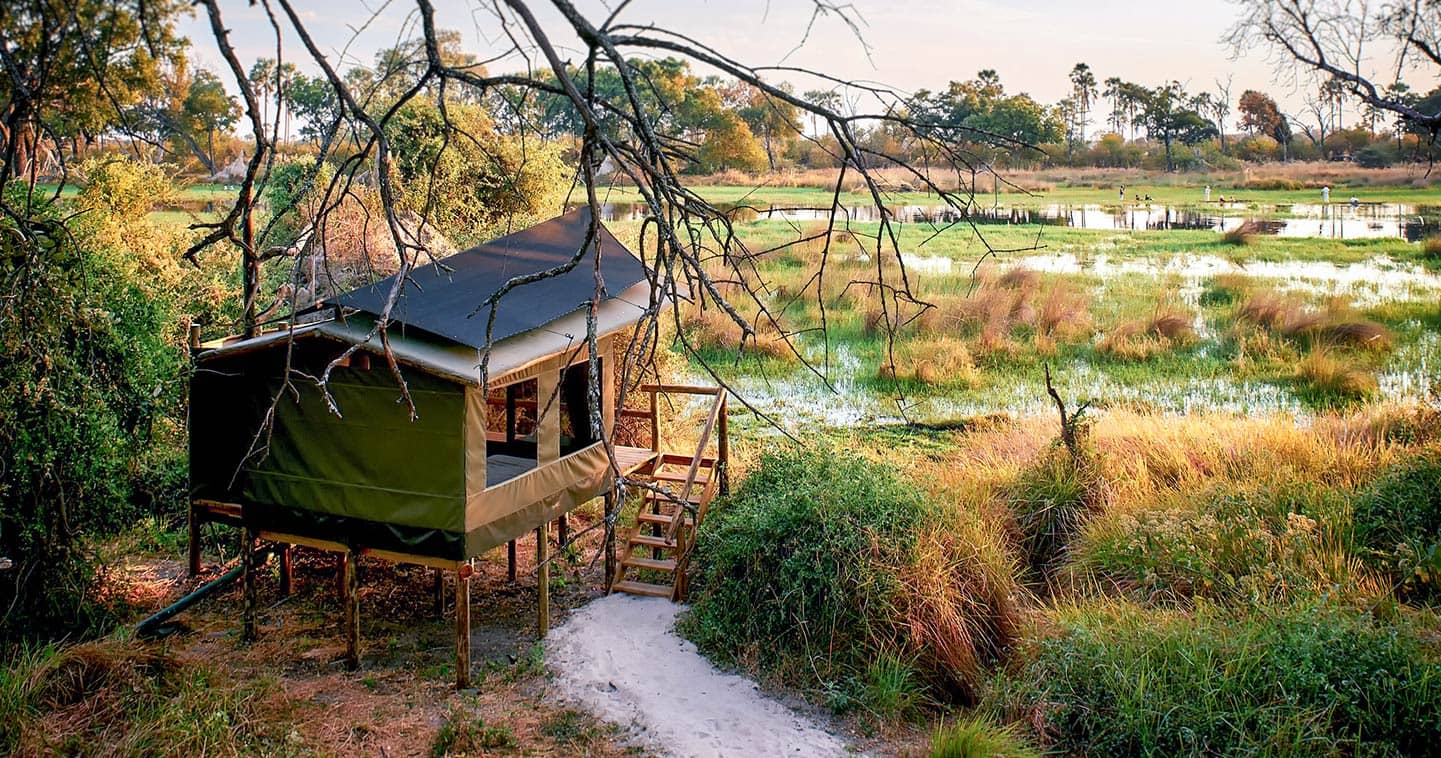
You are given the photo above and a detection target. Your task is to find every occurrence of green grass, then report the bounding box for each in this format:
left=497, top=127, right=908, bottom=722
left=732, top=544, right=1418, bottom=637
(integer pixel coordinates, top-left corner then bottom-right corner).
left=985, top=601, right=1441, bottom=756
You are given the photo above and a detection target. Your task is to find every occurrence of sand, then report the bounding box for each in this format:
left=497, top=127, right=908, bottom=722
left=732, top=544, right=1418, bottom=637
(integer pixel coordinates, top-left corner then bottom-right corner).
left=545, top=593, right=850, bottom=757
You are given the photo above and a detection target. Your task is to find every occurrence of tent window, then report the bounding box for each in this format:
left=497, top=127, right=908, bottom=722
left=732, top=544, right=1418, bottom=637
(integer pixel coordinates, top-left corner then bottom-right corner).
left=560, top=359, right=600, bottom=456
left=487, top=383, right=538, bottom=466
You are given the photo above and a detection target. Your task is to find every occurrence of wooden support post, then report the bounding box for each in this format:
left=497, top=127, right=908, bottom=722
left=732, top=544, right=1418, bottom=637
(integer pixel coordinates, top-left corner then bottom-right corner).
left=242, top=529, right=258, bottom=642
left=187, top=505, right=202, bottom=577
left=557, top=515, right=568, bottom=549
left=278, top=545, right=293, bottom=596
left=603, top=488, right=616, bottom=592
left=432, top=568, right=445, bottom=618
left=536, top=522, right=550, bottom=638
left=507, top=540, right=517, bottom=582
left=343, top=549, right=359, bottom=671
left=455, top=562, right=471, bottom=689
left=337, top=552, right=348, bottom=603
left=718, top=394, right=730, bottom=496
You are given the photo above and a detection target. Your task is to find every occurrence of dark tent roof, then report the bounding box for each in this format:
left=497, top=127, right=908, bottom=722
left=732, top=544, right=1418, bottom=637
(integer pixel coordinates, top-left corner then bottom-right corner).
left=335, top=207, right=647, bottom=350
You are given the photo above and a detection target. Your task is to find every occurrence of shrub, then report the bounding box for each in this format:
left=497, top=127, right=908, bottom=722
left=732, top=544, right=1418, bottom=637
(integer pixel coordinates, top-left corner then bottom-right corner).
left=986, top=602, right=1441, bottom=756
left=1199, top=273, right=1252, bottom=307
left=0, top=198, right=187, bottom=640
left=1424, top=235, right=1441, bottom=262
left=683, top=445, right=1021, bottom=707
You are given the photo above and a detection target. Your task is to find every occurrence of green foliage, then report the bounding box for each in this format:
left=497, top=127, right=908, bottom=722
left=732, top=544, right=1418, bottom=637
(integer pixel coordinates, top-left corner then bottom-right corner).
left=681, top=445, right=927, bottom=700
left=987, top=602, right=1441, bottom=755
left=386, top=99, right=568, bottom=246
left=0, top=191, right=187, bottom=639
left=1070, top=480, right=1359, bottom=605
left=1354, top=447, right=1441, bottom=597
left=930, top=714, right=1040, bottom=758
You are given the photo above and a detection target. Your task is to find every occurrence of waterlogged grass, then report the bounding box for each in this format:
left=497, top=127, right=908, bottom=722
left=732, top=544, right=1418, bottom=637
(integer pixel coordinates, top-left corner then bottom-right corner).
left=648, top=217, right=1440, bottom=424
left=598, top=182, right=1441, bottom=212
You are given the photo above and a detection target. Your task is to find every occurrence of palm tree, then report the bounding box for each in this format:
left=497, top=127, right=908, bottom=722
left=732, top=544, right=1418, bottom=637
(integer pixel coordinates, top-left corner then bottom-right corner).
left=1104, top=76, right=1124, bottom=134
left=1069, top=63, right=1098, bottom=145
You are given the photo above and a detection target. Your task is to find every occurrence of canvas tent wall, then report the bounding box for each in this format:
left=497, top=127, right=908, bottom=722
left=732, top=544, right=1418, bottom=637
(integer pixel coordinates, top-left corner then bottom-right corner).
left=188, top=207, right=656, bottom=564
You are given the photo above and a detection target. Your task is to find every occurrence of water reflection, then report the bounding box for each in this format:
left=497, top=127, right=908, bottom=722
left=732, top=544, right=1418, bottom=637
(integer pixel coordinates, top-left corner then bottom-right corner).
left=584, top=200, right=1441, bottom=241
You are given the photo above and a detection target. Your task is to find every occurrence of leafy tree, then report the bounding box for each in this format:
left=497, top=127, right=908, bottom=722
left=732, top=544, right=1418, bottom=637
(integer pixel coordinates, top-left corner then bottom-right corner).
left=183, top=70, right=240, bottom=171
left=1237, top=89, right=1291, bottom=158
left=1141, top=82, right=1217, bottom=170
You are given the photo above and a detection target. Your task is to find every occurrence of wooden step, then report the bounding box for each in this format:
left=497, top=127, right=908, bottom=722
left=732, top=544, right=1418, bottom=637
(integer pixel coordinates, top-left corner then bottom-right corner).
left=637, top=512, right=677, bottom=526
left=622, top=555, right=677, bottom=572
left=645, top=491, right=703, bottom=506
left=612, top=579, right=673, bottom=598
left=651, top=471, right=710, bottom=484
left=628, top=534, right=677, bottom=550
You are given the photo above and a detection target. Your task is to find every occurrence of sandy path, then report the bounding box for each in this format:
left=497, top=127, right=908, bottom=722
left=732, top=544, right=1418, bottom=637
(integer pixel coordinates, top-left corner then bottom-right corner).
left=546, top=593, right=850, bottom=757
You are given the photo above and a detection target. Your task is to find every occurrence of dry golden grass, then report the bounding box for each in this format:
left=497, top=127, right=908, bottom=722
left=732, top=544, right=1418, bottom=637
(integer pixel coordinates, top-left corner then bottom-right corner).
left=1296, top=350, right=1378, bottom=400
left=1424, top=235, right=1441, bottom=260
left=1221, top=220, right=1265, bottom=246
left=878, top=336, right=980, bottom=387
left=1097, top=309, right=1196, bottom=360
left=683, top=304, right=795, bottom=360
left=1237, top=291, right=1392, bottom=351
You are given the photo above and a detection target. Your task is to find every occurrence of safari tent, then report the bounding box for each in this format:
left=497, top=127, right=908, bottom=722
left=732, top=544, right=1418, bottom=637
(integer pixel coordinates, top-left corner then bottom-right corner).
left=186, top=208, right=727, bottom=686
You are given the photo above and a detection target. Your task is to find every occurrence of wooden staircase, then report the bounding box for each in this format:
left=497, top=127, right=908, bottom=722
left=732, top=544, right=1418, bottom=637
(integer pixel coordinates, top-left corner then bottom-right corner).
left=611, top=386, right=727, bottom=601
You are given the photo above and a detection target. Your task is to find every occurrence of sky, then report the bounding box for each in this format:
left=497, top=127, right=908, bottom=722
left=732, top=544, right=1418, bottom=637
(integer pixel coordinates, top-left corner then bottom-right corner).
left=181, top=0, right=1435, bottom=131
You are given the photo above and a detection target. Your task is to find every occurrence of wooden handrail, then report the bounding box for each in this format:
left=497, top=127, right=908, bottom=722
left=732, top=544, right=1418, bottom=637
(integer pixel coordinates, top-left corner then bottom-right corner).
left=639, top=383, right=721, bottom=396
left=665, top=391, right=725, bottom=543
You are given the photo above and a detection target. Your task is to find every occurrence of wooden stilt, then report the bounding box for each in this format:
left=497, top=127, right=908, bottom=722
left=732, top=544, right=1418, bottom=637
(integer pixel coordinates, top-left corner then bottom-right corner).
left=432, top=568, right=445, bottom=618
left=188, top=505, right=202, bottom=577
left=557, top=514, right=568, bottom=548
left=455, top=562, right=472, bottom=689
left=337, top=552, right=348, bottom=604
left=603, top=489, right=616, bottom=592
left=343, top=549, right=359, bottom=671
left=536, top=522, right=550, bottom=637
left=241, top=530, right=258, bottom=642
left=278, top=545, right=293, bottom=596
left=507, top=539, right=517, bottom=582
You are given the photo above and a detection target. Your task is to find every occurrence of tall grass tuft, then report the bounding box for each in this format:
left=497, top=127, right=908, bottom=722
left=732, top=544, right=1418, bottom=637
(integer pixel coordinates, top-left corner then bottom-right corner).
left=1295, top=349, right=1378, bottom=405
left=877, top=337, right=980, bottom=387
left=1097, top=308, right=1196, bottom=360
left=1220, top=219, right=1264, bottom=246
left=930, top=714, right=1040, bottom=758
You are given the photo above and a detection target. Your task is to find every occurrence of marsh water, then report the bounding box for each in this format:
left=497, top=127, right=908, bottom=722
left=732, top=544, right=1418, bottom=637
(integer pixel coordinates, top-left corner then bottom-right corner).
left=592, top=200, right=1441, bottom=241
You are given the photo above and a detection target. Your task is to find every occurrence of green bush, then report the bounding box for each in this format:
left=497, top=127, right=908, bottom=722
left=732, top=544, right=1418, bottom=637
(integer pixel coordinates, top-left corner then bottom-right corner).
left=682, top=446, right=926, bottom=703
left=987, top=602, right=1441, bottom=755
left=1354, top=447, right=1441, bottom=597
left=1007, top=445, right=1103, bottom=576
left=0, top=195, right=187, bottom=639
left=682, top=444, right=1023, bottom=711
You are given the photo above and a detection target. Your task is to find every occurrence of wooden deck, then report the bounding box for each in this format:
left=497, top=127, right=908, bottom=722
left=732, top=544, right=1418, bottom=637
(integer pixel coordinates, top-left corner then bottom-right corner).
left=614, top=445, right=659, bottom=476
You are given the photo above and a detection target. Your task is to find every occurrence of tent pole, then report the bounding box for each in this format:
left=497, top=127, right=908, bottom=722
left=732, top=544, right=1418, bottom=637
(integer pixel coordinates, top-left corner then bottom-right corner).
left=432, top=568, right=445, bottom=618
left=536, top=523, right=550, bottom=637
left=187, top=504, right=202, bottom=577
left=343, top=549, right=360, bottom=670
left=455, top=561, right=471, bottom=689
left=241, top=529, right=258, bottom=642
left=278, top=545, right=293, bottom=596
left=603, top=488, right=616, bottom=591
